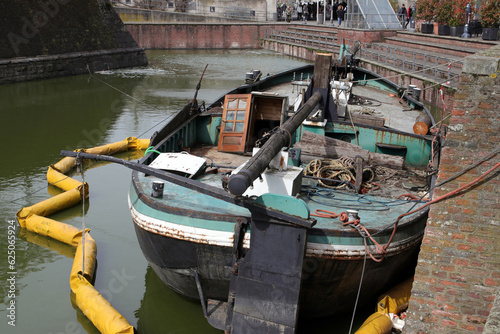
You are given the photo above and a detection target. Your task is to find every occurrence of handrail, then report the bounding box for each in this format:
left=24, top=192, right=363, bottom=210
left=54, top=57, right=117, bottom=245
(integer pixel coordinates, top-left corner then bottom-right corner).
left=265, top=28, right=336, bottom=52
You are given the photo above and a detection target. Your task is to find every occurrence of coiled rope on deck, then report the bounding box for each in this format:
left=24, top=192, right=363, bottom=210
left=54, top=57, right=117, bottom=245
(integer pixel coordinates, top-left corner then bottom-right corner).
left=304, top=157, right=375, bottom=191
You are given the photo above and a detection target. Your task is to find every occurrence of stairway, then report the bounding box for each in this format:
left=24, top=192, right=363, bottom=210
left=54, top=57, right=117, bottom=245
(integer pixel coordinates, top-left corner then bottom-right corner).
left=263, top=26, right=499, bottom=88
left=362, top=31, right=498, bottom=87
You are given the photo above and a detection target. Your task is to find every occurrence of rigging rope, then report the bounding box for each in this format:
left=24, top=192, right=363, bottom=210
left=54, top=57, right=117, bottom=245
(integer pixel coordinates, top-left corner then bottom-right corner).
left=311, top=208, right=387, bottom=261
left=310, top=160, right=499, bottom=264
left=307, top=147, right=499, bottom=263
left=385, top=161, right=500, bottom=247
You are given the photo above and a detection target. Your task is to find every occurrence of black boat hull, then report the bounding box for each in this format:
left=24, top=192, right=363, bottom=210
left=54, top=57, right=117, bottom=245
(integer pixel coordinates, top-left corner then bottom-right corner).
left=133, top=219, right=423, bottom=318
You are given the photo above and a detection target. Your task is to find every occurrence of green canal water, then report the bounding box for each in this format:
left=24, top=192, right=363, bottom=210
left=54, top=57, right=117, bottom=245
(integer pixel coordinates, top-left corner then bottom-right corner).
left=0, top=49, right=372, bottom=333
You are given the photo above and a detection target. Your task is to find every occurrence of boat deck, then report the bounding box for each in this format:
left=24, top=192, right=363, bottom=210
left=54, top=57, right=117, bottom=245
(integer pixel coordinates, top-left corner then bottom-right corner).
left=264, top=80, right=428, bottom=135
left=136, top=72, right=432, bottom=234
left=179, top=145, right=430, bottom=231
left=348, top=85, right=424, bottom=134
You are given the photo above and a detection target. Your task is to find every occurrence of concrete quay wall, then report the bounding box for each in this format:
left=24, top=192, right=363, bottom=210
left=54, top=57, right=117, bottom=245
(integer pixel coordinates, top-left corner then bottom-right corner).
left=0, top=0, right=147, bottom=84
left=115, top=6, right=254, bottom=24
left=0, top=47, right=146, bottom=85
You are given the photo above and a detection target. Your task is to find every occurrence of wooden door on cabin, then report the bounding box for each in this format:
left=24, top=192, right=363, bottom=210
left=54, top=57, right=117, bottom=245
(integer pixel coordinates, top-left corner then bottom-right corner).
left=218, top=94, right=252, bottom=153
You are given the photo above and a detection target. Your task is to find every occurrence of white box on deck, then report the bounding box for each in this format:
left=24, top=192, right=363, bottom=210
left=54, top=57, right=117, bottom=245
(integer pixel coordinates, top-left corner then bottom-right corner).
left=243, top=166, right=303, bottom=197
left=233, top=149, right=303, bottom=197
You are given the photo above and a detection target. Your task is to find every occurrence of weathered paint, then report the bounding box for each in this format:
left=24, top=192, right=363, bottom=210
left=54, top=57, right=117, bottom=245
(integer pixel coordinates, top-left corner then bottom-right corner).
left=130, top=170, right=428, bottom=251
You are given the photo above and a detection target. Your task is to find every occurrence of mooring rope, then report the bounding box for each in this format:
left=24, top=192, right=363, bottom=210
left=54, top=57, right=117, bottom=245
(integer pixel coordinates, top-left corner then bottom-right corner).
left=349, top=238, right=368, bottom=334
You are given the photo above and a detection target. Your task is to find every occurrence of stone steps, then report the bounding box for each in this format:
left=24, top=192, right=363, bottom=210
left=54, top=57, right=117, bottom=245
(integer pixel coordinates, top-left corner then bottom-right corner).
left=384, top=36, right=482, bottom=58
left=367, top=42, right=465, bottom=69
left=263, top=24, right=498, bottom=88
left=395, top=31, right=496, bottom=51
left=360, top=51, right=462, bottom=85
left=288, top=26, right=339, bottom=35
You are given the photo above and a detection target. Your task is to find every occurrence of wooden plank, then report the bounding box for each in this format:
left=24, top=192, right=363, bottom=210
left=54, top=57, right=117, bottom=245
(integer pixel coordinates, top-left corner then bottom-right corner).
left=296, top=145, right=370, bottom=161
left=296, top=131, right=404, bottom=169
left=299, top=130, right=364, bottom=150
left=301, top=152, right=404, bottom=170
left=350, top=114, right=385, bottom=128
left=368, top=151, right=405, bottom=169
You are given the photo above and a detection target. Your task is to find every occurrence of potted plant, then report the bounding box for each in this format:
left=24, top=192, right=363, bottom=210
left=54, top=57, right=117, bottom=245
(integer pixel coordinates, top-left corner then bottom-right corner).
left=480, top=0, right=500, bottom=40
left=416, top=0, right=437, bottom=33
left=435, top=0, right=453, bottom=35
left=449, top=18, right=465, bottom=36
left=449, top=0, right=469, bottom=37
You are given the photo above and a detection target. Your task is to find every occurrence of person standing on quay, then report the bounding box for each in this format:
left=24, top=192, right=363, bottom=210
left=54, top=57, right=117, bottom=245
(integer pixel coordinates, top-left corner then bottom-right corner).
left=407, top=5, right=413, bottom=29
left=398, top=4, right=407, bottom=27
left=332, top=1, right=339, bottom=21
left=286, top=5, right=292, bottom=23
left=337, top=4, right=344, bottom=27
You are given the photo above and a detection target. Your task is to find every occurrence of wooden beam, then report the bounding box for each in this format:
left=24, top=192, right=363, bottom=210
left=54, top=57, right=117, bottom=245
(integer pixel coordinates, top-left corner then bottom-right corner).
left=350, top=114, right=385, bottom=128
left=295, top=131, right=404, bottom=169
left=313, top=53, right=332, bottom=90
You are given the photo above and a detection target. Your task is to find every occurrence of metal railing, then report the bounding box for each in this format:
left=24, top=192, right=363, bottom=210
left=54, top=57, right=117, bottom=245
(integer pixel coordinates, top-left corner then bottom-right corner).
left=112, top=1, right=267, bottom=21
left=264, top=28, right=336, bottom=53
left=264, top=29, right=462, bottom=84
left=359, top=43, right=462, bottom=82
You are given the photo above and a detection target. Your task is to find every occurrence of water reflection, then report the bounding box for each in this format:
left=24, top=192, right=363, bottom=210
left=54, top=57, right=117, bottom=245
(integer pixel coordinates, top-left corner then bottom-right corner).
left=136, top=266, right=220, bottom=334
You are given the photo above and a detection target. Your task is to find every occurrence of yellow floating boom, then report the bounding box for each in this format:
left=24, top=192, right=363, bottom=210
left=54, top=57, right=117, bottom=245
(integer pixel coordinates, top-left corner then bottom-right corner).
left=355, top=277, right=414, bottom=334
left=16, top=137, right=149, bottom=334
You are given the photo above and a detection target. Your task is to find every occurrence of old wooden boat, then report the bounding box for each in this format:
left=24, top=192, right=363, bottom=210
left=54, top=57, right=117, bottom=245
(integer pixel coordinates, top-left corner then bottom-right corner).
left=72, top=54, right=441, bottom=332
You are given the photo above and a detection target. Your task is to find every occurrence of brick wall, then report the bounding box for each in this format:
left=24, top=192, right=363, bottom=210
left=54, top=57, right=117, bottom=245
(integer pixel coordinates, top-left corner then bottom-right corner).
left=126, top=23, right=266, bottom=49
left=404, top=45, right=500, bottom=333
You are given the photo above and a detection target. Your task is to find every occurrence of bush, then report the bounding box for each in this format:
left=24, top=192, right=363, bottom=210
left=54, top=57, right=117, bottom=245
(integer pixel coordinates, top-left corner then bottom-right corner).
left=449, top=0, right=471, bottom=26
left=435, top=0, right=453, bottom=25
left=416, top=0, right=437, bottom=23
left=480, top=0, right=500, bottom=28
